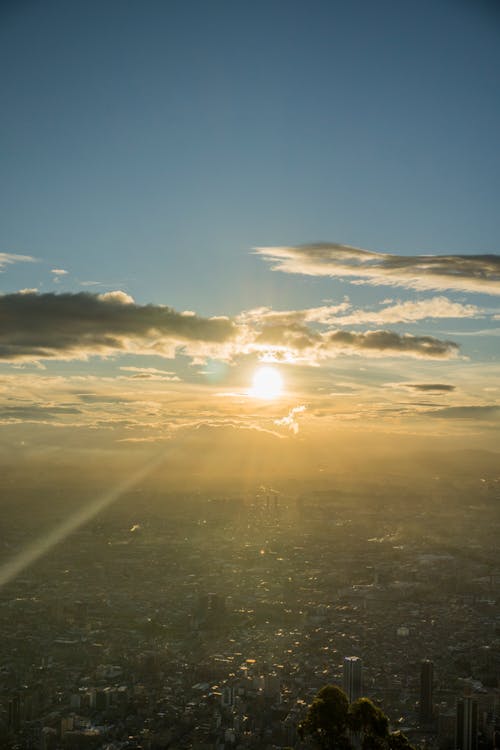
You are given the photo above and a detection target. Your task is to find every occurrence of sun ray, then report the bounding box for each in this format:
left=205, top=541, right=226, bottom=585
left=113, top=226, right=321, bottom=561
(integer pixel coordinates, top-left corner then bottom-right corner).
left=0, top=452, right=166, bottom=590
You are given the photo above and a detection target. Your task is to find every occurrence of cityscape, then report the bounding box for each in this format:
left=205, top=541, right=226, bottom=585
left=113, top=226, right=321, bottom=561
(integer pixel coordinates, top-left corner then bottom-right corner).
left=1, top=457, right=499, bottom=748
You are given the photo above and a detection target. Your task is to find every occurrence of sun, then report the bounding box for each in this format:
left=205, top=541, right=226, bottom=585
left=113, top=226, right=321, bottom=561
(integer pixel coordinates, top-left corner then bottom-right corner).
left=250, top=366, right=283, bottom=400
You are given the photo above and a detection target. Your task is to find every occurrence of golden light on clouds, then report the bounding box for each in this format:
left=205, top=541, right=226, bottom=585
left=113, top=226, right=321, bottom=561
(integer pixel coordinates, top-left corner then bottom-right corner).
left=250, top=366, right=284, bottom=400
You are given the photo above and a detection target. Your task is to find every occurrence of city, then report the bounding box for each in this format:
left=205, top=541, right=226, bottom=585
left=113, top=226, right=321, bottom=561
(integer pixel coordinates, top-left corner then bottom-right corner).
left=1, top=459, right=498, bottom=749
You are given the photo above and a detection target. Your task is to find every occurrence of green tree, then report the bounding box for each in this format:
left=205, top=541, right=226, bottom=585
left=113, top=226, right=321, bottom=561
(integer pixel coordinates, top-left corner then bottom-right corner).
left=298, top=685, right=351, bottom=750
left=350, top=696, right=389, bottom=750
left=299, top=686, right=415, bottom=750
left=386, top=730, right=414, bottom=750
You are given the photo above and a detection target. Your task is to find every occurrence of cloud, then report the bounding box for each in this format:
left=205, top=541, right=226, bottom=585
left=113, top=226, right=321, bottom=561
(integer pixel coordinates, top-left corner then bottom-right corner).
left=255, top=243, right=500, bottom=295
left=256, top=328, right=460, bottom=362
left=120, top=366, right=177, bottom=375
left=119, top=366, right=180, bottom=381
left=0, top=292, right=460, bottom=366
left=0, top=252, right=37, bottom=271
left=98, top=290, right=134, bottom=304
left=274, top=405, right=306, bottom=434
left=322, top=330, right=459, bottom=359
left=0, top=292, right=236, bottom=363
left=397, top=383, right=456, bottom=392
left=336, top=297, right=480, bottom=325
left=253, top=321, right=321, bottom=352
left=0, top=404, right=82, bottom=422
left=241, top=303, right=460, bottom=363
left=239, top=301, right=351, bottom=327
left=426, top=405, right=500, bottom=420
left=444, top=327, right=500, bottom=337
left=242, top=297, right=479, bottom=332
left=75, top=392, right=135, bottom=405
left=51, top=268, right=68, bottom=284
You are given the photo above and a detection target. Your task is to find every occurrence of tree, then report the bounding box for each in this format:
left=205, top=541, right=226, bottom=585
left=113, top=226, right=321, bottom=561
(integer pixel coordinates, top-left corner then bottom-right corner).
left=386, top=730, right=414, bottom=750
left=350, top=696, right=389, bottom=750
left=299, top=686, right=415, bottom=750
left=298, top=685, right=351, bottom=750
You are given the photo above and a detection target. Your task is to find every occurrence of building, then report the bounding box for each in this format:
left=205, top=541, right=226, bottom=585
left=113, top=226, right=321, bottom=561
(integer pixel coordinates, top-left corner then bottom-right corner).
left=456, top=695, right=478, bottom=750
left=419, top=659, right=434, bottom=725
left=343, top=656, right=362, bottom=702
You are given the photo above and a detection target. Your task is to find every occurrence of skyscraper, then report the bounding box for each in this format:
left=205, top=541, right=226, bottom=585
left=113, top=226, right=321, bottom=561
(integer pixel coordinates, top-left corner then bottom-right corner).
left=420, top=660, right=434, bottom=725
left=456, top=696, right=478, bottom=750
left=343, top=656, right=362, bottom=702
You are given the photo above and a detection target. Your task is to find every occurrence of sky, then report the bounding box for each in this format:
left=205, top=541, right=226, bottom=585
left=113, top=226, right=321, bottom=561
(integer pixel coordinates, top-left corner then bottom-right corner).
left=1, top=0, right=500, bottom=473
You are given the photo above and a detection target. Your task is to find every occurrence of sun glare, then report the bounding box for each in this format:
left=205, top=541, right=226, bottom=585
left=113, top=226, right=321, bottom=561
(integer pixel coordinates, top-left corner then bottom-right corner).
left=250, top=366, right=283, bottom=400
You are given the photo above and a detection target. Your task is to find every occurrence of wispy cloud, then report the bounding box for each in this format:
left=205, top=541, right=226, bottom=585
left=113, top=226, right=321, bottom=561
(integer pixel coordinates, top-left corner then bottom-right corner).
left=238, top=301, right=351, bottom=327
left=255, top=243, right=500, bottom=295
left=336, top=297, right=480, bottom=325
left=0, top=252, right=37, bottom=271
left=241, top=297, right=479, bottom=346
left=119, top=366, right=180, bottom=381
left=274, top=405, right=306, bottom=434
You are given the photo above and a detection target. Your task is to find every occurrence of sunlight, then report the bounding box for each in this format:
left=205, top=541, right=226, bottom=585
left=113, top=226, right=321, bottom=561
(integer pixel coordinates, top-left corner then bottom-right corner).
left=0, top=453, right=166, bottom=591
left=250, top=366, right=283, bottom=400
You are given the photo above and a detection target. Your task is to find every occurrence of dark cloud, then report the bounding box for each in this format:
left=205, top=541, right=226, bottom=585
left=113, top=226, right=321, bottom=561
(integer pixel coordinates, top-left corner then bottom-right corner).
left=324, top=330, right=459, bottom=359
left=247, top=311, right=460, bottom=362
left=255, top=243, right=500, bottom=294
left=404, top=383, right=456, bottom=392
left=0, top=291, right=460, bottom=366
left=251, top=325, right=458, bottom=361
left=0, top=292, right=236, bottom=362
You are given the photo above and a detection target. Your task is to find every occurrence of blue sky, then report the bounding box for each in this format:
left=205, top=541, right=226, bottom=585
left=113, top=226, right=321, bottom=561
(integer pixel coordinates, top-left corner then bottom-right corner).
left=1, top=0, right=499, bottom=455
left=2, top=0, right=499, bottom=311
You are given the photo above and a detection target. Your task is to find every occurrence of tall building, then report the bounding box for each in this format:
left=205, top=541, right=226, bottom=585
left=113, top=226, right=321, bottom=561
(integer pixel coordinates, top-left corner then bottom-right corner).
left=420, top=660, right=434, bottom=725
left=343, top=656, right=362, bottom=702
left=456, top=696, right=478, bottom=750
left=7, top=695, right=21, bottom=732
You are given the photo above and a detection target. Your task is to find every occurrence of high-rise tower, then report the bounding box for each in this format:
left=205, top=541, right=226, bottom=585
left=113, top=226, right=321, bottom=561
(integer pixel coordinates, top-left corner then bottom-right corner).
left=343, top=656, right=362, bottom=702
left=420, top=660, right=434, bottom=725
left=456, top=696, right=478, bottom=750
